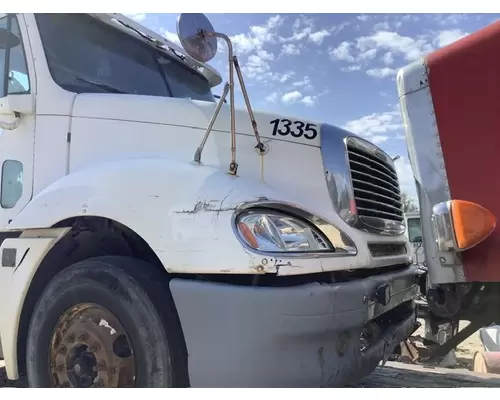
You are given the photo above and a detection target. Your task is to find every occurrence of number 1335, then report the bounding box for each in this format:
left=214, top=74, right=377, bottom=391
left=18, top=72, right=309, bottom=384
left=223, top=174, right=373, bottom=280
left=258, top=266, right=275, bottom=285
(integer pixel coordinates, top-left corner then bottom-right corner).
left=270, top=119, right=318, bottom=140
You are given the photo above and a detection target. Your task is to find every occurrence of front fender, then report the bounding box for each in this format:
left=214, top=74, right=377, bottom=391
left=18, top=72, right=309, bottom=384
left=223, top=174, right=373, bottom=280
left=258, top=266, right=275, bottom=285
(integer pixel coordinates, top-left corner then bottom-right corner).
left=9, top=158, right=307, bottom=274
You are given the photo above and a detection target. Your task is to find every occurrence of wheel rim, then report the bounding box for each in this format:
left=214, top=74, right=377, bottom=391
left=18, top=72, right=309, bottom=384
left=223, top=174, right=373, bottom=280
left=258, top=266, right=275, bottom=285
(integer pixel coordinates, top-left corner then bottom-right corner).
left=50, top=303, right=136, bottom=388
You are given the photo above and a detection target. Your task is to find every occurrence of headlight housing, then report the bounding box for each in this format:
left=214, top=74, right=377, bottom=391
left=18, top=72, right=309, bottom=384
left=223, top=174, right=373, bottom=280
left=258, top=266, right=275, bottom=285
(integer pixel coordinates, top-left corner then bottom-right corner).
left=235, top=209, right=333, bottom=253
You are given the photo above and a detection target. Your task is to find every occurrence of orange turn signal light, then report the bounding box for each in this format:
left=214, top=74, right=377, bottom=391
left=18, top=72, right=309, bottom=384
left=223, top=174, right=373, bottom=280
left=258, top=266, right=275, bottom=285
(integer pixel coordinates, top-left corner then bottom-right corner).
left=450, top=200, right=497, bottom=250
left=237, top=222, right=259, bottom=249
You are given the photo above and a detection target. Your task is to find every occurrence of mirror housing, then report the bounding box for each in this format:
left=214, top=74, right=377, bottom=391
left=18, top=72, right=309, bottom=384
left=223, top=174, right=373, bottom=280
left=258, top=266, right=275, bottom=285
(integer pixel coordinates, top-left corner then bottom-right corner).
left=412, top=235, right=423, bottom=243
left=177, top=13, right=218, bottom=62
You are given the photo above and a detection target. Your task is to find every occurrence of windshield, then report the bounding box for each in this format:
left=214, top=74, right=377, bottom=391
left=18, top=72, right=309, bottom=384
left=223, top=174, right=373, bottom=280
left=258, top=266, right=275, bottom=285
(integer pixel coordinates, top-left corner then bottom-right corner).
left=407, top=217, right=422, bottom=243
left=35, top=14, right=215, bottom=102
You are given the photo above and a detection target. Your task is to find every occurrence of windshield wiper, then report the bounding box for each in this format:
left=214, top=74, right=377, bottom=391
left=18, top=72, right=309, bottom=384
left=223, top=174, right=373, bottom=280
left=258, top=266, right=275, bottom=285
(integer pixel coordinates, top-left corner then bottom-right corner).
left=75, top=77, right=126, bottom=94
left=117, top=20, right=188, bottom=64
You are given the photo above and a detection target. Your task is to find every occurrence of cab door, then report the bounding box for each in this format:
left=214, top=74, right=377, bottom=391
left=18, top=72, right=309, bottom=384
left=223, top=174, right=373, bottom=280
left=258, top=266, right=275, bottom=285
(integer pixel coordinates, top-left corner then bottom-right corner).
left=0, top=14, right=35, bottom=229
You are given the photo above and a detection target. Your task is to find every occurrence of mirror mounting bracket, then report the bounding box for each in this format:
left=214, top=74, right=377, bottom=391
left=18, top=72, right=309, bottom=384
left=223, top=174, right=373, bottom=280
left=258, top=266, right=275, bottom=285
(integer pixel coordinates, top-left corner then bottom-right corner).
left=195, top=31, right=266, bottom=175
left=176, top=14, right=266, bottom=176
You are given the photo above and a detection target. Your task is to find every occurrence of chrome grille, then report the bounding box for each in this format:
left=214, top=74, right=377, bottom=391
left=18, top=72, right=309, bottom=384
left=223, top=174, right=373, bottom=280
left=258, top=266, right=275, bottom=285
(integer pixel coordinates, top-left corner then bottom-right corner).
left=346, top=139, right=404, bottom=223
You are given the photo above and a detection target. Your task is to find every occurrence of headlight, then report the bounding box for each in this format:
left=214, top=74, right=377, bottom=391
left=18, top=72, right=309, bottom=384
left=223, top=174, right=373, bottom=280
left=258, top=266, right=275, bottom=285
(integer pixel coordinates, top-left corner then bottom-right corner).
left=235, top=210, right=332, bottom=252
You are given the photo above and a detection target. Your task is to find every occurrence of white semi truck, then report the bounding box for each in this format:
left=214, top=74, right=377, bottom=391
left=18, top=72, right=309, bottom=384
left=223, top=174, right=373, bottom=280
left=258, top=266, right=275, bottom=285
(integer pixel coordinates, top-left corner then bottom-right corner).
left=0, top=13, right=418, bottom=387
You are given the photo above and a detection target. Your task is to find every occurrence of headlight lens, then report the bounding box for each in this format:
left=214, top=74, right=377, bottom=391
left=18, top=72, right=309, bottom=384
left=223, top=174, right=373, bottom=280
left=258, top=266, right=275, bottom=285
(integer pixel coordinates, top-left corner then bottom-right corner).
left=235, top=210, right=332, bottom=252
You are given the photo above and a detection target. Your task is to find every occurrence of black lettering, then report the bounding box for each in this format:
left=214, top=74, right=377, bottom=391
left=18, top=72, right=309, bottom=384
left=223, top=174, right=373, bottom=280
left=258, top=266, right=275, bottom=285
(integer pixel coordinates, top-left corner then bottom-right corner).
left=270, top=119, right=280, bottom=136
left=278, top=119, right=292, bottom=135
left=304, top=123, right=318, bottom=140
left=269, top=119, right=318, bottom=140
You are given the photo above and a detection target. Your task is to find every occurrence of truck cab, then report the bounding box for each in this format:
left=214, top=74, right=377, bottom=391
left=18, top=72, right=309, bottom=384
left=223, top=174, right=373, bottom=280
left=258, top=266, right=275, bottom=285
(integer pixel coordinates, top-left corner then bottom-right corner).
left=0, top=13, right=418, bottom=387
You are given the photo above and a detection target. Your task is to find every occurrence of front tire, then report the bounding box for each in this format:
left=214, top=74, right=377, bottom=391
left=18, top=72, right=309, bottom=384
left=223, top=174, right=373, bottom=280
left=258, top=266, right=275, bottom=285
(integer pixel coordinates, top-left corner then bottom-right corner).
left=26, top=256, right=188, bottom=388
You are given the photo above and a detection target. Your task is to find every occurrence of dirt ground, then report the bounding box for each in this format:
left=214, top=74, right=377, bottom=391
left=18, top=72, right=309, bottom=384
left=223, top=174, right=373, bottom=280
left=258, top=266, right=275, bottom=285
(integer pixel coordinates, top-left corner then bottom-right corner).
left=412, top=319, right=485, bottom=371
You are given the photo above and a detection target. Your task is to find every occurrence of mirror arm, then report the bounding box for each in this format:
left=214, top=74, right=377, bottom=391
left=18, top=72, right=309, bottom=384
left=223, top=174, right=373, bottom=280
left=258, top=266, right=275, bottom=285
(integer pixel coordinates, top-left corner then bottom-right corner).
left=204, top=31, right=266, bottom=176
left=233, top=55, right=266, bottom=154
left=193, top=82, right=230, bottom=164
left=0, top=111, right=21, bottom=130
left=209, top=32, right=238, bottom=175
left=178, top=14, right=267, bottom=177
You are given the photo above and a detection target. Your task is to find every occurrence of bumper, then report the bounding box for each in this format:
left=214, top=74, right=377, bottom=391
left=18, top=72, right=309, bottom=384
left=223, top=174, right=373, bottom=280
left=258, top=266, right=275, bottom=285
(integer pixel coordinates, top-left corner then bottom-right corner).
left=170, top=265, right=419, bottom=387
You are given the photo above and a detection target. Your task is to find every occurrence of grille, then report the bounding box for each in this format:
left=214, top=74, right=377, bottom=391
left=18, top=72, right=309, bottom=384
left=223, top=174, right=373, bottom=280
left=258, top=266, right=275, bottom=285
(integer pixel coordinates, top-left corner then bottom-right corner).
left=346, top=140, right=404, bottom=223
left=368, top=243, right=407, bottom=257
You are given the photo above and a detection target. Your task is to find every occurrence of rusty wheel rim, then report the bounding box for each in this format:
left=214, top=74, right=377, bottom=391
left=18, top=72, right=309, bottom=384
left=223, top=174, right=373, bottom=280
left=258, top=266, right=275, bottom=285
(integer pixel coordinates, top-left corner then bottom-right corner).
left=50, top=303, right=136, bottom=388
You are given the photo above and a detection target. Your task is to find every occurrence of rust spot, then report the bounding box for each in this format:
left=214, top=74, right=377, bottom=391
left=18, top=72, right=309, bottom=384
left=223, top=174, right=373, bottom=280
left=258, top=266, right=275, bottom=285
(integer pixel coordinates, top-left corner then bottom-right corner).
left=255, top=265, right=265, bottom=273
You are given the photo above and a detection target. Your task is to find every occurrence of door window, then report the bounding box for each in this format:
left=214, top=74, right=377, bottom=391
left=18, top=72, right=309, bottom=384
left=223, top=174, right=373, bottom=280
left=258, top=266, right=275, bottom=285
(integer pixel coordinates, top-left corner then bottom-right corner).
left=1, top=160, right=23, bottom=209
left=0, top=14, right=30, bottom=97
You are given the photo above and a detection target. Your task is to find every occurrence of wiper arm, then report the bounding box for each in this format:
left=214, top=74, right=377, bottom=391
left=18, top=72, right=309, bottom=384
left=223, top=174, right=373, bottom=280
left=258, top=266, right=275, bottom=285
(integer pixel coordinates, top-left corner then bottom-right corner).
left=75, top=77, right=126, bottom=94
left=117, top=20, right=188, bottom=64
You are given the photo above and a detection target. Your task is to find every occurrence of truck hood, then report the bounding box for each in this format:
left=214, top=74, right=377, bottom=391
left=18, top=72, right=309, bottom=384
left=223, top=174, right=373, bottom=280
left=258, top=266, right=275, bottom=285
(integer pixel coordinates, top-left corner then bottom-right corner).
left=71, top=93, right=323, bottom=148
left=66, top=93, right=411, bottom=273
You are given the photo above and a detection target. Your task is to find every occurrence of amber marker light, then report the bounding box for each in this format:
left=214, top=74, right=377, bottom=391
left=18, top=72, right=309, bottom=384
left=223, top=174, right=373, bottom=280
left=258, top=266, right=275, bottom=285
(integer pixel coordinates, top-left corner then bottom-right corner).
left=237, top=222, right=259, bottom=249
left=450, top=200, right=497, bottom=250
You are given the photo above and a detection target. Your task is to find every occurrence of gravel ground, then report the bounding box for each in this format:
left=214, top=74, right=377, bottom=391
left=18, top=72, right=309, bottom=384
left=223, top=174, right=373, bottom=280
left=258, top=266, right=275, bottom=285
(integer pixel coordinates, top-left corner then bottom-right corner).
left=412, top=319, right=484, bottom=370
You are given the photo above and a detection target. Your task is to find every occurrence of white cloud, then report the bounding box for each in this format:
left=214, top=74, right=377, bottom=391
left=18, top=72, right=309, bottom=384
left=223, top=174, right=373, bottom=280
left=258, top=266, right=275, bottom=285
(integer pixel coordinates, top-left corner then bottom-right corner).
left=356, top=31, right=432, bottom=62
left=281, top=43, right=300, bottom=55
left=330, top=41, right=355, bottom=62
left=342, top=109, right=403, bottom=144
left=401, top=14, right=419, bottom=22
left=123, top=13, right=146, bottom=22
left=293, top=15, right=315, bottom=30
left=394, top=156, right=417, bottom=198
left=373, top=21, right=390, bottom=31
left=331, top=21, right=472, bottom=80
left=282, top=90, right=303, bottom=104
left=331, top=29, right=439, bottom=79
left=358, top=48, right=378, bottom=61
left=433, top=14, right=469, bottom=26
left=230, top=33, right=260, bottom=54
left=281, top=15, right=337, bottom=45
left=160, top=28, right=181, bottom=46
left=382, top=51, right=394, bottom=65
left=309, top=29, right=331, bottom=45
left=366, top=67, right=397, bottom=78
left=357, top=15, right=371, bottom=21
left=278, top=90, right=318, bottom=107
left=265, top=92, right=278, bottom=103
left=279, top=71, right=295, bottom=83
left=433, top=29, right=468, bottom=48
left=243, top=53, right=272, bottom=79
left=300, top=95, right=317, bottom=106
left=292, top=76, right=312, bottom=89
left=340, top=64, right=361, bottom=72
left=230, top=15, right=284, bottom=54
left=256, top=49, right=275, bottom=61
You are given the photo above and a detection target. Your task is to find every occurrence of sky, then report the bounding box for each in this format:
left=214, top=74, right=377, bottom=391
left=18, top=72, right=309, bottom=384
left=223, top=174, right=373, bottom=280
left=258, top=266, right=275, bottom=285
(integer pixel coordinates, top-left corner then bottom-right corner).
left=125, top=13, right=499, bottom=202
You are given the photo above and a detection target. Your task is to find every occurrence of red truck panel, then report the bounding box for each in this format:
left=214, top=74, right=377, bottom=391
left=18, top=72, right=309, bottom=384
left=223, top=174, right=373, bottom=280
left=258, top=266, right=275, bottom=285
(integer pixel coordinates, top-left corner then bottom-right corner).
left=427, top=21, right=500, bottom=282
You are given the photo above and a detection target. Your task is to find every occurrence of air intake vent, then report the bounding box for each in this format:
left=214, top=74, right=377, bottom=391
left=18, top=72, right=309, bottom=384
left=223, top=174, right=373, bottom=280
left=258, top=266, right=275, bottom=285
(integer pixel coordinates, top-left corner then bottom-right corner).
left=346, top=139, right=404, bottom=223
